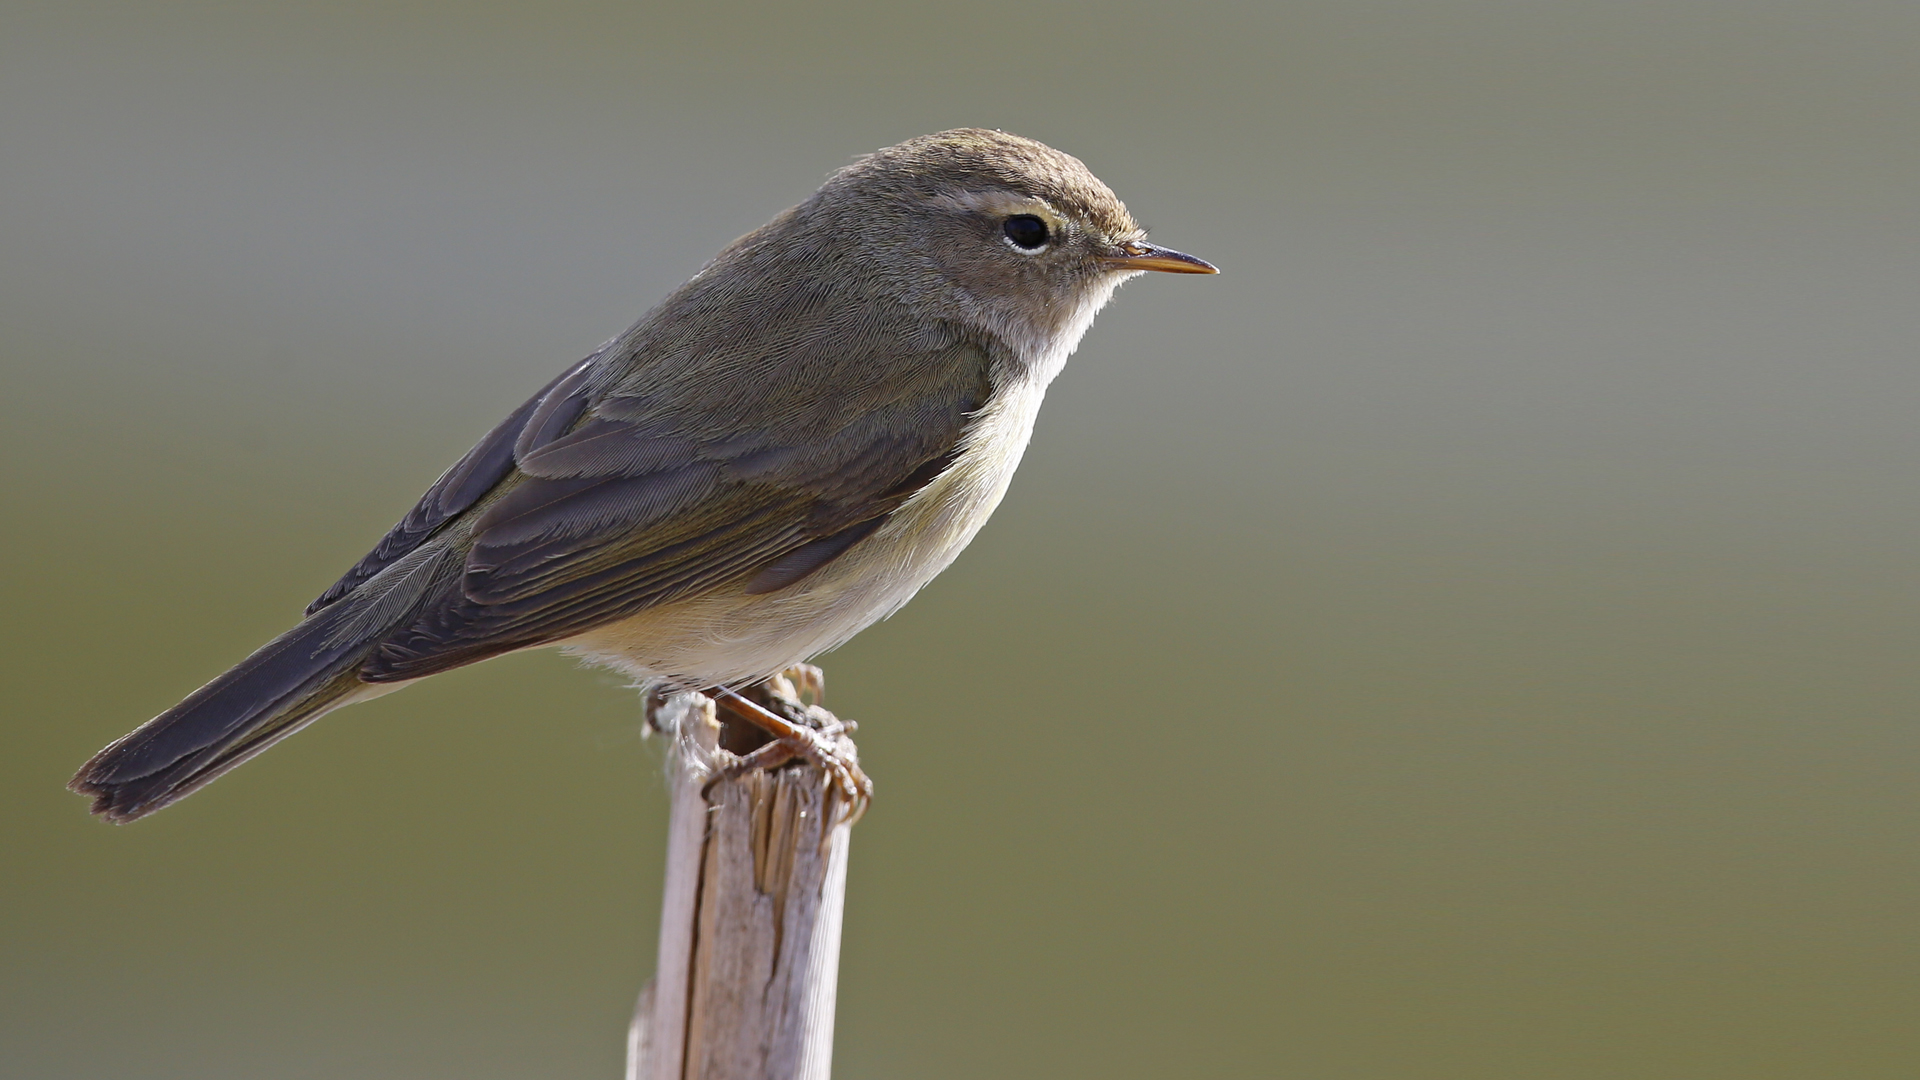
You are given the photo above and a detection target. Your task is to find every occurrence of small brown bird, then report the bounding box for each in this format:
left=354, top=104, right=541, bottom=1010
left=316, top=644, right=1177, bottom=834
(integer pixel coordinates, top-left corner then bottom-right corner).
left=72, top=128, right=1216, bottom=822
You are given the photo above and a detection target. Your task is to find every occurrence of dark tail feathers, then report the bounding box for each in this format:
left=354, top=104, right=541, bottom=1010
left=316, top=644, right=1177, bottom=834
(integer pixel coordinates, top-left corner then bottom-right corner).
left=71, top=603, right=390, bottom=823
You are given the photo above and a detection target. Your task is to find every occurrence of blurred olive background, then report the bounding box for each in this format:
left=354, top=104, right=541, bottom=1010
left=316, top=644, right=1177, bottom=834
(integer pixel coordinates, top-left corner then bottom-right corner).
left=6, top=1, right=1920, bottom=1077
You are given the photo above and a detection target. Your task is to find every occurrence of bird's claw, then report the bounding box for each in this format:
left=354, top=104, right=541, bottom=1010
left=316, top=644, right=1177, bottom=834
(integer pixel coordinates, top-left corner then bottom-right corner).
left=709, top=678, right=870, bottom=825
left=777, top=663, right=826, bottom=706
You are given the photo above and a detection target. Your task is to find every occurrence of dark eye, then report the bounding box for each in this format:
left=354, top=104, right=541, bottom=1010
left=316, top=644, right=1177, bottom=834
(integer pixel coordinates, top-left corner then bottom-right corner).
left=1003, top=214, right=1049, bottom=250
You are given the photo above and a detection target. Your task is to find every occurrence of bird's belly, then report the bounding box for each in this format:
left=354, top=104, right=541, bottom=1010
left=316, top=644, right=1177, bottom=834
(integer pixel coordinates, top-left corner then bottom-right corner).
left=561, top=377, right=1045, bottom=688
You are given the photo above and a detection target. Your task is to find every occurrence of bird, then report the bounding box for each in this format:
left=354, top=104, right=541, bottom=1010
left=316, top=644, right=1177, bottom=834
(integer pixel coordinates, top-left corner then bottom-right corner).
left=71, top=128, right=1217, bottom=823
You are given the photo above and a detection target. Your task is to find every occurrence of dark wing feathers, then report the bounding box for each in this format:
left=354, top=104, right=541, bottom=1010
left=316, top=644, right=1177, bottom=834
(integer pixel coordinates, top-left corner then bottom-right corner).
left=744, top=516, right=887, bottom=594
left=465, top=466, right=733, bottom=596
left=306, top=354, right=598, bottom=615
left=366, top=505, right=807, bottom=679
left=332, top=288, right=992, bottom=683
left=516, top=417, right=698, bottom=479
left=511, top=357, right=599, bottom=459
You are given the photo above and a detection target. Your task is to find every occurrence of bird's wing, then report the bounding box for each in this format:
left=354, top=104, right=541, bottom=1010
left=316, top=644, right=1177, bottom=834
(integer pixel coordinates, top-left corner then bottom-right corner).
left=352, top=299, right=993, bottom=682
left=306, top=354, right=599, bottom=615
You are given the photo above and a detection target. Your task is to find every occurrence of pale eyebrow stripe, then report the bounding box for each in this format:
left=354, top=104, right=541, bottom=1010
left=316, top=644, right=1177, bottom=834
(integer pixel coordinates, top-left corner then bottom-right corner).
left=927, top=188, right=1059, bottom=219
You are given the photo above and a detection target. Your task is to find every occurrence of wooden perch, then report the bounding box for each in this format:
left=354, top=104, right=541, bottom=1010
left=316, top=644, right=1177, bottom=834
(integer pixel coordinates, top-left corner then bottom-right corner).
left=628, top=671, right=859, bottom=1080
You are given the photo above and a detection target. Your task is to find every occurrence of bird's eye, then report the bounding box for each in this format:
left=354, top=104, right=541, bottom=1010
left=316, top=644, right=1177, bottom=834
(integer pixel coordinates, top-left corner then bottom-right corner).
left=1002, top=214, right=1050, bottom=250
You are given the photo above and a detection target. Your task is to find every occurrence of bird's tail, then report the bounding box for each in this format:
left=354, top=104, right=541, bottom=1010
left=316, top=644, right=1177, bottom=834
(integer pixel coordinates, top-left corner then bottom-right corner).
left=71, top=601, right=403, bottom=823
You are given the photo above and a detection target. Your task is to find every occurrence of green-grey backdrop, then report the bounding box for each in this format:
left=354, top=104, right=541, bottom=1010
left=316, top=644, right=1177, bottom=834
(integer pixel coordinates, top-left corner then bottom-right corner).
left=6, top=2, right=1920, bottom=1077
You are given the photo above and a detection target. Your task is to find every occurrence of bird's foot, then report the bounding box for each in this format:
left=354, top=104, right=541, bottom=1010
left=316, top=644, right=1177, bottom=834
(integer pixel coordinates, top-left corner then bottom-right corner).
left=709, top=672, right=870, bottom=824
left=775, top=663, right=827, bottom=708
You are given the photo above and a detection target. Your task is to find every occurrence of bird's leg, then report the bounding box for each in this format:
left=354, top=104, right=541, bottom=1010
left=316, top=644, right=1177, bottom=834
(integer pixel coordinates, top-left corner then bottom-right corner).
left=708, top=672, right=870, bottom=821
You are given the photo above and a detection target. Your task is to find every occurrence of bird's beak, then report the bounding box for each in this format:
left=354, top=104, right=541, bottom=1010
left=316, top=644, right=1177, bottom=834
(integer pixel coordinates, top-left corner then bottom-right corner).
left=1103, top=240, right=1219, bottom=275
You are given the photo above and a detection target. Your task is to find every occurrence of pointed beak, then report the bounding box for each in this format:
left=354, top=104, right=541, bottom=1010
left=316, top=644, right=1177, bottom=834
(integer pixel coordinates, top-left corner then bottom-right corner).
left=1103, top=240, right=1219, bottom=275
